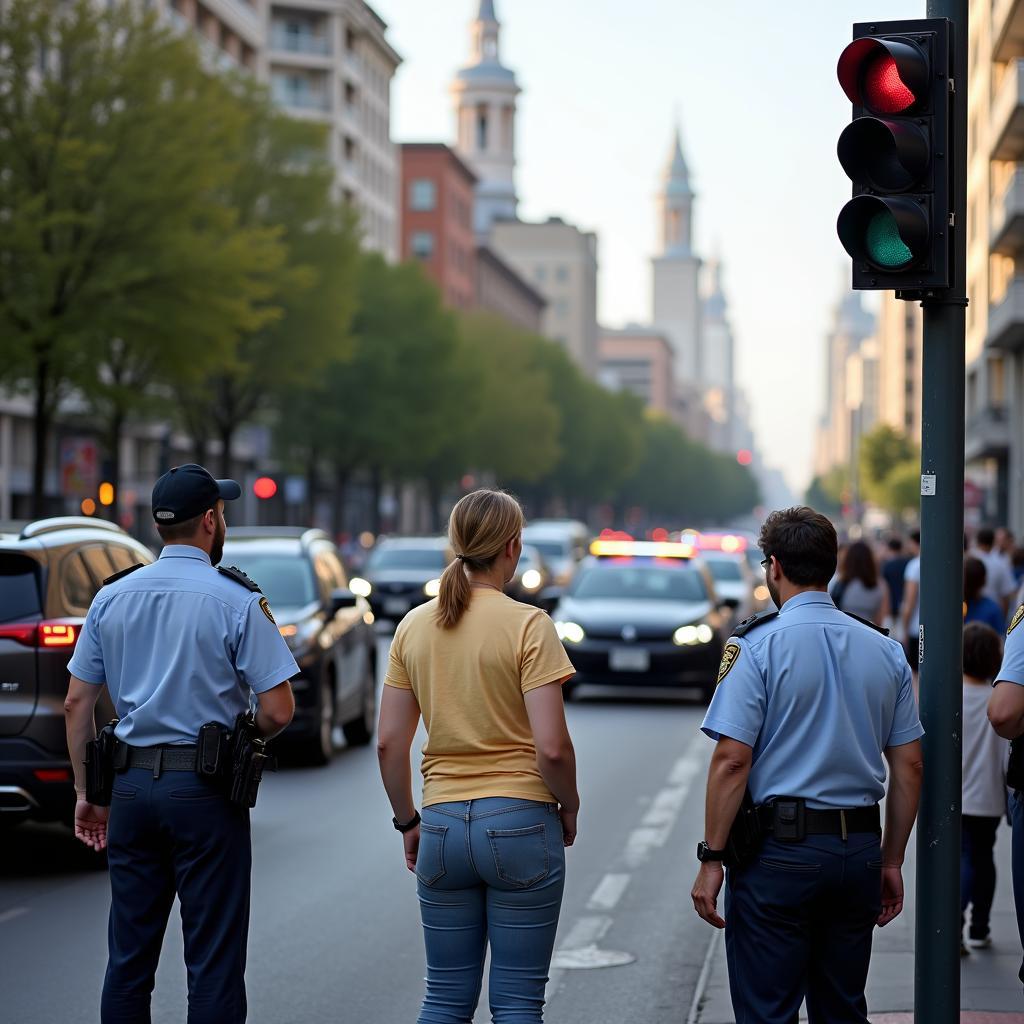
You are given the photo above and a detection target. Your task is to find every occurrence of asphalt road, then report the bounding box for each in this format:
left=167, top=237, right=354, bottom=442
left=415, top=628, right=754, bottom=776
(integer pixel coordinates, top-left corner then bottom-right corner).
left=0, top=639, right=716, bottom=1023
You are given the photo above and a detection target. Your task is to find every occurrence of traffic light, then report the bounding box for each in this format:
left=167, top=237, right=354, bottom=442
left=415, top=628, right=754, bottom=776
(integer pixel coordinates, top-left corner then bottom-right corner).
left=836, top=19, right=951, bottom=292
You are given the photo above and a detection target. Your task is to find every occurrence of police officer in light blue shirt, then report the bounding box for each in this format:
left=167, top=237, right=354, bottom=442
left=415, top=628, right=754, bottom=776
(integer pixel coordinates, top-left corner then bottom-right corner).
left=988, top=598, right=1024, bottom=990
left=690, top=507, right=924, bottom=1024
left=64, top=464, right=298, bottom=1024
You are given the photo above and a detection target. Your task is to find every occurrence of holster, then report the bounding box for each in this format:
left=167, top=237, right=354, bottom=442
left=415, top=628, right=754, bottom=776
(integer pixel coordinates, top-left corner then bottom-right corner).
left=84, top=720, right=119, bottom=806
left=724, top=789, right=762, bottom=868
left=195, top=713, right=276, bottom=808
left=1008, top=737, right=1024, bottom=793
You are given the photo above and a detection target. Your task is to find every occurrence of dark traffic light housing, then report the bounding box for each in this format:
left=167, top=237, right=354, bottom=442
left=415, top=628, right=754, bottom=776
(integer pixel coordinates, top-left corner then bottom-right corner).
left=836, top=19, right=951, bottom=293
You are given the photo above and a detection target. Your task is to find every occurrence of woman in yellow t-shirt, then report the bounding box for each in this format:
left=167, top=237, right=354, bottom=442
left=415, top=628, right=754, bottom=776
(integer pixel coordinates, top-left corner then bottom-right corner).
left=378, top=489, right=578, bottom=1024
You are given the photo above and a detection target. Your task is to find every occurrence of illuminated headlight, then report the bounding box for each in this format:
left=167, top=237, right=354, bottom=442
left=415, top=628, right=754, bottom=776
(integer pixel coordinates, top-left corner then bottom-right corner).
left=555, top=621, right=585, bottom=644
left=424, top=578, right=441, bottom=597
left=522, top=569, right=542, bottom=591
left=280, top=620, right=319, bottom=654
left=350, top=577, right=372, bottom=598
left=674, top=623, right=714, bottom=646
left=754, top=585, right=770, bottom=603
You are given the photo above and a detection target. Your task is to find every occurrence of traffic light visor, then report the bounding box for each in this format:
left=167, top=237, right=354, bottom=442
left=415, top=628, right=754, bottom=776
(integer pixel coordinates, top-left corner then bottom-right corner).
left=837, top=195, right=928, bottom=271
left=837, top=117, right=929, bottom=191
left=837, top=37, right=929, bottom=114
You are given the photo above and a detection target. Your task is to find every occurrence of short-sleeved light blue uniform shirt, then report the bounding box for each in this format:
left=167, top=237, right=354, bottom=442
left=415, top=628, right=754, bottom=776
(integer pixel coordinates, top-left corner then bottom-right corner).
left=68, top=545, right=299, bottom=746
left=701, top=591, right=923, bottom=809
left=997, top=604, right=1024, bottom=686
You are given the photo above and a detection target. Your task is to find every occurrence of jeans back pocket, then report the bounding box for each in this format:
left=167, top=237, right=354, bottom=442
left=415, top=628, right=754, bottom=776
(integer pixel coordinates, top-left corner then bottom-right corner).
left=487, top=823, right=549, bottom=888
left=416, top=822, right=448, bottom=886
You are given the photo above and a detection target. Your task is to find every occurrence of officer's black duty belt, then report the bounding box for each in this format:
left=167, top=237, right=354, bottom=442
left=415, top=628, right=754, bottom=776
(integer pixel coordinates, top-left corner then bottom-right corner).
left=759, top=803, right=881, bottom=837
left=122, top=744, right=198, bottom=777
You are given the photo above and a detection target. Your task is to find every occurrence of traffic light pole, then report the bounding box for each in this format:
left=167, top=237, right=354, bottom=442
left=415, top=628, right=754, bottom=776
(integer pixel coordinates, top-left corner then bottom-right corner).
left=915, top=2, right=967, bottom=1022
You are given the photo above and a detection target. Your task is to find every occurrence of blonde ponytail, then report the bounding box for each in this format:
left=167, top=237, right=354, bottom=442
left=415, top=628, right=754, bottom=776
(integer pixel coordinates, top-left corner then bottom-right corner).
left=436, top=489, right=525, bottom=629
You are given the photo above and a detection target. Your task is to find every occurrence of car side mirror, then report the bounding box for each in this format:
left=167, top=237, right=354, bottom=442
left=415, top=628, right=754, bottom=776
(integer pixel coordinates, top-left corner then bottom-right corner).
left=330, top=588, right=358, bottom=614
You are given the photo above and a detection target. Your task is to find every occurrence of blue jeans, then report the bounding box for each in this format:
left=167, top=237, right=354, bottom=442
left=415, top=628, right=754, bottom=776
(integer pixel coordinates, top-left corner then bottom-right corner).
left=960, top=814, right=1000, bottom=938
left=1011, top=790, right=1024, bottom=987
left=415, top=798, right=566, bottom=1024
left=725, top=834, right=882, bottom=1024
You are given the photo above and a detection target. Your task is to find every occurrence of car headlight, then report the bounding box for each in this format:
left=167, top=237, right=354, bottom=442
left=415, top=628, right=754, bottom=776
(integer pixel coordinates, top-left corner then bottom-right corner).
left=424, top=578, right=441, bottom=597
left=754, top=584, right=770, bottom=603
left=280, top=619, right=319, bottom=655
left=350, top=577, right=372, bottom=597
left=673, top=623, right=714, bottom=646
left=521, top=569, right=542, bottom=591
left=555, top=621, right=585, bottom=644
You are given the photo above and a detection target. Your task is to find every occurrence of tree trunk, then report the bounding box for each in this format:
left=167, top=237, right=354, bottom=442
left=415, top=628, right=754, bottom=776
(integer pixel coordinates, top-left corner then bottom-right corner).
left=306, top=448, right=318, bottom=526
left=425, top=479, right=442, bottom=534
left=219, top=420, right=233, bottom=480
left=107, top=408, right=124, bottom=522
left=331, top=465, right=350, bottom=539
left=31, top=358, right=52, bottom=519
left=370, top=466, right=382, bottom=536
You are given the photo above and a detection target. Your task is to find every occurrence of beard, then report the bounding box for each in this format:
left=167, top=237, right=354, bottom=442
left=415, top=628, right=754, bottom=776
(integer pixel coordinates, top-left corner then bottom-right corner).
left=767, top=574, right=782, bottom=610
left=210, top=519, right=226, bottom=567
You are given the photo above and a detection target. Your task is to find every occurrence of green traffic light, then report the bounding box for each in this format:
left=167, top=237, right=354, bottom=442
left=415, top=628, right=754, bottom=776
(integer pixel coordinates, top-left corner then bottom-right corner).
left=864, top=208, right=912, bottom=268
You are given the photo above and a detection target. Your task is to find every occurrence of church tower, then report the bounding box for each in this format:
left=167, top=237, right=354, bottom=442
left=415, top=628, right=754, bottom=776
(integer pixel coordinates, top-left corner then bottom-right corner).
left=451, top=1, right=520, bottom=238
left=651, top=122, right=702, bottom=385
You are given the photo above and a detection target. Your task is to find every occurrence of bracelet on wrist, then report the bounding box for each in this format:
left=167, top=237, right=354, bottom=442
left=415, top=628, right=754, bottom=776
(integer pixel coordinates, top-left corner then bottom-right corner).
left=393, top=810, right=421, bottom=833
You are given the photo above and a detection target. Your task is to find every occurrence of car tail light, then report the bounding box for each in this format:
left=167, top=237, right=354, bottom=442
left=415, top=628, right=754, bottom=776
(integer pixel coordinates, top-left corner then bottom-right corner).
left=0, top=622, right=39, bottom=646
left=34, top=768, right=72, bottom=783
left=0, top=621, right=79, bottom=648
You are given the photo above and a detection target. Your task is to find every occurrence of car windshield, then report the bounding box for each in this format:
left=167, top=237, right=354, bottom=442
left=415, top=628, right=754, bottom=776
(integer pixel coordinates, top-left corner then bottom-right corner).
left=524, top=539, right=569, bottom=559
left=571, top=564, right=707, bottom=602
left=0, top=554, right=42, bottom=623
left=220, top=552, right=317, bottom=607
left=704, top=557, right=744, bottom=582
left=367, top=547, right=446, bottom=571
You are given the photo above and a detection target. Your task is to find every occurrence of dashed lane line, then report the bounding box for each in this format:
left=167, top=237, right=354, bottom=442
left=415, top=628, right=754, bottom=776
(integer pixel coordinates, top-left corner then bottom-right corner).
left=0, top=907, right=28, bottom=925
left=586, top=873, right=631, bottom=911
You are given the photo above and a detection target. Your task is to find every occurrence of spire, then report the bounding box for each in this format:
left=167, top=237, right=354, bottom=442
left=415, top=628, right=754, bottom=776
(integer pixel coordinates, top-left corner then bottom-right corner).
left=467, top=0, right=504, bottom=66
left=478, top=0, right=497, bottom=21
left=663, top=118, right=693, bottom=196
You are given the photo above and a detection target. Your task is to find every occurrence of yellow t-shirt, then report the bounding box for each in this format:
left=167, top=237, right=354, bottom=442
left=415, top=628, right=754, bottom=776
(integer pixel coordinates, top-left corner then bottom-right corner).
left=384, top=589, right=575, bottom=806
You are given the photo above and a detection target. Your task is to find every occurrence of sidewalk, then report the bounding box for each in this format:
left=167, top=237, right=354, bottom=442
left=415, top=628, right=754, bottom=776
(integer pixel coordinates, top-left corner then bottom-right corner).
left=696, top=820, right=1023, bottom=1021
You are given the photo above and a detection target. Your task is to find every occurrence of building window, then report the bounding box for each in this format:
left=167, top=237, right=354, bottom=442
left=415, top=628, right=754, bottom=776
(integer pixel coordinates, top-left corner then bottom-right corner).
left=409, top=179, right=436, bottom=211
left=411, top=231, right=434, bottom=260
left=555, top=265, right=569, bottom=282
left=534, top=266, right=547, bottom=282
left=476, top=105, right=488, bottom=151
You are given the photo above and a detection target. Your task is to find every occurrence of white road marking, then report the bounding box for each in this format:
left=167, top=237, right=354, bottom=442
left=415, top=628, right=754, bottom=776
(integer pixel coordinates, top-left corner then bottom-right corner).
left=586, top=873, right=631, bottom=911
left=557, top=914, right=614, bottom=950
left=0, top=907, right=28, bottom=925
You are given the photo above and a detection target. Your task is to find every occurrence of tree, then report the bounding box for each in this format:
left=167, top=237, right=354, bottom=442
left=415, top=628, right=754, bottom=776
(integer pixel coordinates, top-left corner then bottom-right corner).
left=805, top=466, right=851, bottom=518
left=876, top=461, right=921, bottom=518
left=0, top=0, right=283, bottom=515
left=859, top=424, right=918, bottom=508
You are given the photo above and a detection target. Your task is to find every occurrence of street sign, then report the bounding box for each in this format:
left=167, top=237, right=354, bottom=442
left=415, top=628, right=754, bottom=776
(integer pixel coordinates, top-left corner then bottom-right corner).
left=836, top=19, right=952, bottom=292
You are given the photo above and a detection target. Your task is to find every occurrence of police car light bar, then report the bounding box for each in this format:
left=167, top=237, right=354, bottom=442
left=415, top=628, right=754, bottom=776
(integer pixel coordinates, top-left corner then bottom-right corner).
left=589, top=540, right=695, bottom=559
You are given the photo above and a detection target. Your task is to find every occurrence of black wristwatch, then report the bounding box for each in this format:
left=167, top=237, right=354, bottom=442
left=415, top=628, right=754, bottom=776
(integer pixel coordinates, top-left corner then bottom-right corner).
left=697, top=840, right=726, bottom=863
left=393, top=810, right=421, bottom=833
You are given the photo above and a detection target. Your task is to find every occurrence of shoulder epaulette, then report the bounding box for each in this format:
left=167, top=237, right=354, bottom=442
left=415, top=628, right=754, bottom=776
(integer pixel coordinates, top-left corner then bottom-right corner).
left=217, top=565, right=262, bottom=593
left=732, top=609, right=778, bottom=637
left=842, top=610, right=890, bottom=636
left=1008, top=604, right=1024, bottom=636
left=102, top=563, right=145, bottom=587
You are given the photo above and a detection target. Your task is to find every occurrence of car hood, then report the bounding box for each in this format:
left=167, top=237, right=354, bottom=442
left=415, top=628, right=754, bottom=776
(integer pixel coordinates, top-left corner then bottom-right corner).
left=366, top=568, right=442, bottom=586
left=270, top=601, right=321, bottom=628
left=554, top=596, right=713, bottom=629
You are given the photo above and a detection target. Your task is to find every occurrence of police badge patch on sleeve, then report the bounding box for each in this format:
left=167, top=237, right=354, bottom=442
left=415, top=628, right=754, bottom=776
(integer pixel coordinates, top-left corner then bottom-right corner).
left=259, top=597, right=276, bottom=624
left=1009, top=604, right=1024, bottom=636
left=717, top=641, right=741, bottom=685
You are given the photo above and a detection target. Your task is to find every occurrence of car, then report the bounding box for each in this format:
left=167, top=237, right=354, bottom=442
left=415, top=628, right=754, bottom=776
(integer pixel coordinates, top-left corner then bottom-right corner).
left=351, top=537, right=451, bottom=629
left=521, top=523, right=588, bottom=586
left=696, top=532, right=773, bottom=616
left=0, top=517, right=154, bottom=827
left=220, top=528, right=376, bottom=765
left=506, top=545, right=551, bottom=605
left=550, top=539, right=729, bottom=703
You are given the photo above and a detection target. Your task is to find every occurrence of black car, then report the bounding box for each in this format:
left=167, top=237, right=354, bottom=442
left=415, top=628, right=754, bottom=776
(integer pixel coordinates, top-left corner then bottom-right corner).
left=221, top=528, right=376, bottom=765
left=0, top=517, right=154, bottom=826
left=351, top=537, right=451, bottom=629
left=550, top=540, right=728, bottom=702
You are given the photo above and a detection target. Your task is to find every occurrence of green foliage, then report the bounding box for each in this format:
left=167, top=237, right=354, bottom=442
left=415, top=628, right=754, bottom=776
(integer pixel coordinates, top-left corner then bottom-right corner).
left=858, top=424, right=920, bottom=516
left=804, top=467, right=850, bottom=519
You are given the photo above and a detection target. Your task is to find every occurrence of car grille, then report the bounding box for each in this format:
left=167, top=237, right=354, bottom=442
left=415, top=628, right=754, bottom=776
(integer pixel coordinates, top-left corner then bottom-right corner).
left=582, top=624, right=675, bottom=642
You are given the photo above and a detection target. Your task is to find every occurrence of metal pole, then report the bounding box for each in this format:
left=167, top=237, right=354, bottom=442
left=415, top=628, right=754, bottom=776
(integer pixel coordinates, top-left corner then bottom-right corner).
left=915, top=2, right=967, bottom=1021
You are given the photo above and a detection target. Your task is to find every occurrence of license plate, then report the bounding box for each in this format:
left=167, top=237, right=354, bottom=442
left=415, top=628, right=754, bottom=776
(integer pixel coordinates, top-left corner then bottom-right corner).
left=609, top=647, right=650, bottom=672
left=384, top=599, right=409, bottom=615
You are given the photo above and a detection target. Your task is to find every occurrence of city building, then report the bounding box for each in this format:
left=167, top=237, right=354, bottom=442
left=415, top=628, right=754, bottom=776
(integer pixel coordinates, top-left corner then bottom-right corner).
left=153, top=0, right=264, bottom=71
left=876, top=293, right=923, bottom=446
left=450, top=0, right=520, bottom=238
left=400, top=144, right=477, bottom=310
left=651, top=125, right=702, bottom=387
left=598, top=326, right=675, bottom=418
left=474, top=246, right=546, bottom=334
left=490, top=217, right=600, bottom=376
left=701, top=258, right=737, bottom=453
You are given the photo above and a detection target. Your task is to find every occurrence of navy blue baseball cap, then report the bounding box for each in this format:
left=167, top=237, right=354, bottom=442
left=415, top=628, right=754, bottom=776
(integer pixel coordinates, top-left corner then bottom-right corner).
left=151, top=464, right=241, bottom=525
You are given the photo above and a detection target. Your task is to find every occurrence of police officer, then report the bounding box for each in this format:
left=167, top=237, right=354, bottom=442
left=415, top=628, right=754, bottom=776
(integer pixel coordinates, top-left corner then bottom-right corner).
left=690, top=506, right=924, bottom=1023
left=988, top=598, right=1024, bottom=989
left=63, top=464, right=298, bottom=1024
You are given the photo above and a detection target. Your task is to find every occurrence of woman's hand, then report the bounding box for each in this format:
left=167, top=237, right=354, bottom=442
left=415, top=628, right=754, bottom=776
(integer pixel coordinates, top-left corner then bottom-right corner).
left=559, top=807, right=578, bottom=847
left=403, top=824, right=421, bottom=873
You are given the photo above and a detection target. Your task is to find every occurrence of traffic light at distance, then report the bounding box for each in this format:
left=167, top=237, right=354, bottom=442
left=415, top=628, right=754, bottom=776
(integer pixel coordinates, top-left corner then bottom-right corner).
left=836, top=19, right=951, bottom=293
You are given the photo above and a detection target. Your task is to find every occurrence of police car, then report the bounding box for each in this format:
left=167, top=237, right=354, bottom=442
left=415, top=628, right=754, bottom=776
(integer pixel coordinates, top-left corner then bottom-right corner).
left=550, top=539, right=728, bottom=702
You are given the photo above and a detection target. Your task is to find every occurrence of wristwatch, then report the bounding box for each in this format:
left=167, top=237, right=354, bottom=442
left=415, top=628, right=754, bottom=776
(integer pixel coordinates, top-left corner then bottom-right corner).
left=696, top=840, right=726, bottom=863
left=393, top=810, right=421, bottom=833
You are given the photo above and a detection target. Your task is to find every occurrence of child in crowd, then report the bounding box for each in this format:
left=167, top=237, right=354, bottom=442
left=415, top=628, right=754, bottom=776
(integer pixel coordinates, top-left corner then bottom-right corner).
left=961, top=621, right=1010, bottom=953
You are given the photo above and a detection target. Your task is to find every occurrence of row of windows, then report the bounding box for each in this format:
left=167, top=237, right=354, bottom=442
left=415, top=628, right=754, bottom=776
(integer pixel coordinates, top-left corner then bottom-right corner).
left=407, top=232, right=472, bottom=274
left=407, top=179, right=472, bottom=229
left=535, top=264, right=570, bottom=284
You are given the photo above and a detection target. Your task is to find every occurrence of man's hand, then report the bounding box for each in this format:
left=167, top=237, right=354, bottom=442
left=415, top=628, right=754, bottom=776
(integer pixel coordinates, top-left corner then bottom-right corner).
left=74, top=800, right=109, bottom=851
left=403, top=824, right=420, bottom=873
left=559, top=807, right=578, bottom=847
left=877, top=865, right=904, bottom=926
left=691, top=862, right=726, bottom=929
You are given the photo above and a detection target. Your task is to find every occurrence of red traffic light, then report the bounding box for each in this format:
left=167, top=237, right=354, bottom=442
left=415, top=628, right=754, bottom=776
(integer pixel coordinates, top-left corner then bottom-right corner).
left=837, top=36, right=929, bottom=115
left=737, top=449, right=753, bottom=466
left=253, top=477, right=277, bottom=500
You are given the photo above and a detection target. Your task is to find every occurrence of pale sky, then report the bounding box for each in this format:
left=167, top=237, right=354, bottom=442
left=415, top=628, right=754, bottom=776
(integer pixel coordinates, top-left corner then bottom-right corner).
left=372, top=0, right=921, bottom=493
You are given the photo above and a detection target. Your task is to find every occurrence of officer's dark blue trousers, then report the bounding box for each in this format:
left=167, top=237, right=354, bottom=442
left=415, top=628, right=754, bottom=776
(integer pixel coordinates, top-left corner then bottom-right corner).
left=1010, top=790, right=1024, bottom=988
left=724, top=833, right=882, bottom=1024
left=101, top=766, right=251, bottom=1024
